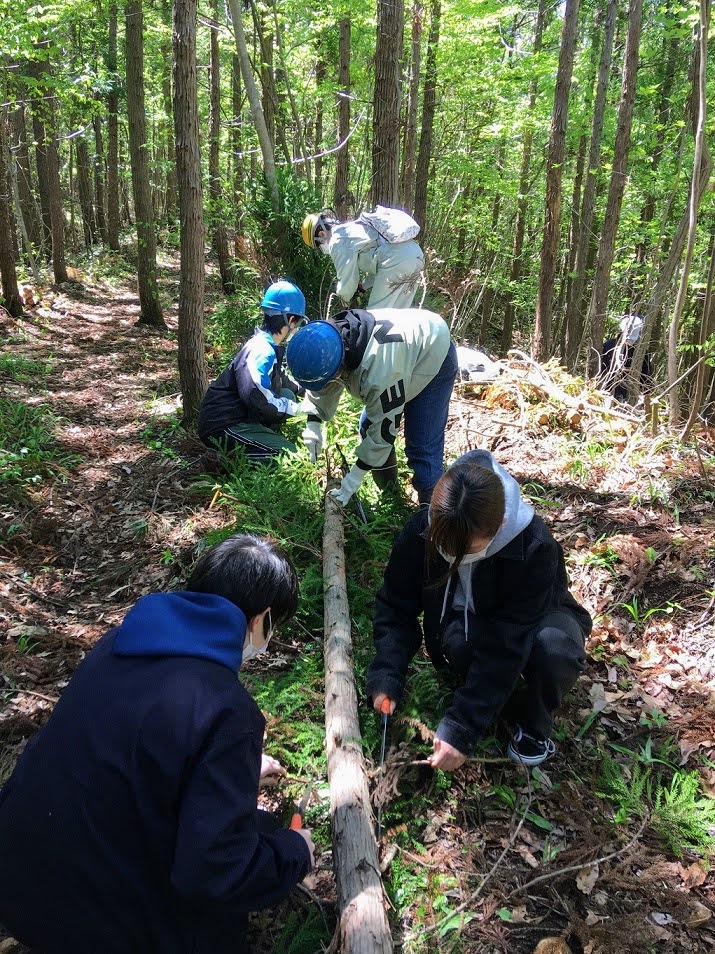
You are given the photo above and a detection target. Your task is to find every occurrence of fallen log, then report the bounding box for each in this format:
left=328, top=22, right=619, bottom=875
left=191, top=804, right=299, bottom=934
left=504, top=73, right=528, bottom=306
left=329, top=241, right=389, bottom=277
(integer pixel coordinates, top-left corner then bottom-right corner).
left=322, top=492, right=393, bottom=954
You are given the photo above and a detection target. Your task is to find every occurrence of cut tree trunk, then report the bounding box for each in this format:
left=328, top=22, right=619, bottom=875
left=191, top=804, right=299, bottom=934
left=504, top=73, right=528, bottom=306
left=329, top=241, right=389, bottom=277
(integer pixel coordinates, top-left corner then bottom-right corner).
left=322, top=493, right=393, bottom=954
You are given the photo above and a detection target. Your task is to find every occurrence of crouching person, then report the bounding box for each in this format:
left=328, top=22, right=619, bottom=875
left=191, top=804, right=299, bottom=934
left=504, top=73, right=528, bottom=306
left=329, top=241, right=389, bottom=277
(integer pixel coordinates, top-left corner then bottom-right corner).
left=366, top=450, right=591, bottom=770
left=0, top=534, right=314, bottom=954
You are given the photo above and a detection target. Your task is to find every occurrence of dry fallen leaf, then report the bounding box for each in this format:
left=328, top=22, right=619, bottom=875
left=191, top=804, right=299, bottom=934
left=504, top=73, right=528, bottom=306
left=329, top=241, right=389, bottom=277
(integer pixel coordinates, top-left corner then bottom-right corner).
left=533, top=940, right=571, bottom=954
left=687, top=901, right=713, bottom=928
left=576, top=863, right=600, bottom=895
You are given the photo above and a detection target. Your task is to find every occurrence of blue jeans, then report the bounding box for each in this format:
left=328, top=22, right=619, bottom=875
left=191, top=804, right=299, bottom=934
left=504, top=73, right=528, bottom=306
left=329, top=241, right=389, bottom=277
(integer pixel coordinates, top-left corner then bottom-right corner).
left=360, top=342, right=458, bottom=494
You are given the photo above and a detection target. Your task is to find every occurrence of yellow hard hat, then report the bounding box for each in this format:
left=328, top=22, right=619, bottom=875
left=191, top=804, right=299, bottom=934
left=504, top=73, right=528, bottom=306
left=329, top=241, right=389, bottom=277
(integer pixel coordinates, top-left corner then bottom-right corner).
left=302, top=213, right=321, bottom=249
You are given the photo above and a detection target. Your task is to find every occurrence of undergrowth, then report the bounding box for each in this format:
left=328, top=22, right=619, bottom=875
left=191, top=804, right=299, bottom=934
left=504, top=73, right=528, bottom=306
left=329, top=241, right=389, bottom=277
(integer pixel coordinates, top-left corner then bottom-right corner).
left=0, top=396, right=79, bottom=487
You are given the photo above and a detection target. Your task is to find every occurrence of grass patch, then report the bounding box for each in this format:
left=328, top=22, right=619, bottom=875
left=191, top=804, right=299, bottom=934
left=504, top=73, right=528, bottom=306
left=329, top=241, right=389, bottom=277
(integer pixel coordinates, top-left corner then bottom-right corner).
left=0, top=397, right=79, bottom=487
left=0, top=353, right=54, bottom=382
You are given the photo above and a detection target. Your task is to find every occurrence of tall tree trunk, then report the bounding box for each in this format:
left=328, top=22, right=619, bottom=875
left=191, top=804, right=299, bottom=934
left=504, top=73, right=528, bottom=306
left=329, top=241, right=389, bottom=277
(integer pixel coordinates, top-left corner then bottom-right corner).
left=413, top=0, right=440, bottom=232
left=27, top=54, right=53, bottom=257
left=208, top=0, right=233, bottom=294
left=232, top=53, right=244, bottom=232
left=532, top=0, right=581, bottom=362
left=173, top=0, right=209, bottom=424
left=126, top=0, right=165, bottom=328
left=501, top=0, right=548, bottom=354
left=666, top=0, right=708, bottom=426
left=334, top=17, right=351, bottom=219
left=93, top=113, right=108, bottom=242
left=314, top=53, right=326, bottom=200
left=271, top=1, right=309, bottom=181
left=75, top=131, right=97, bottom=248
left=227, top=0, right=280, bottom=212
left=10, top=95, right=43, bottom=250
left=556, top=130, right=588, bottom=358
left=107, top=3, right=120, bottom=249
left=585, top=0, right=643, bottom=377
left=0, top=106, right=24, bottom=317
left=401, top=0, right=423, bottom=212
left=682, top=228, right=715, bottom=436
left=371, top=0, right=404, bottom=206
left=564, top=0, right=618, bottom=369
left=162, top=0, right=178, bottom=225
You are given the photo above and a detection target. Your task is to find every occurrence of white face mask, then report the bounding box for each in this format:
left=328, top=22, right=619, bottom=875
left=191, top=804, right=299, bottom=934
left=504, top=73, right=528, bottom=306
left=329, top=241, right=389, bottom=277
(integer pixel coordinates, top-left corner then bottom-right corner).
left=242, top=609, right=273, bottom=663
left=318, top=240, right=331, bottom=255
left=437, top=544, right=491, bottom=565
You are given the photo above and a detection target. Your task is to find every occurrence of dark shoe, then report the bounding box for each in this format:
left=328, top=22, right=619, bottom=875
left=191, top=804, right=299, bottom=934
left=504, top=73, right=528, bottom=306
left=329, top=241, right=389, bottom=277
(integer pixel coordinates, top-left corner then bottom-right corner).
left=417, top=486, right=435, bottom=505
left=507, top=726, right=556, bottom=766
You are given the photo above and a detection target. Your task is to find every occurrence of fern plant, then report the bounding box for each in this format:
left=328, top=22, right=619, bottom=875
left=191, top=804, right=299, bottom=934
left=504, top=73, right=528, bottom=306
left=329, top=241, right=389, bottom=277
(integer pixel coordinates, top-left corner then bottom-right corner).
left=653, top=770, right=715, bottom=857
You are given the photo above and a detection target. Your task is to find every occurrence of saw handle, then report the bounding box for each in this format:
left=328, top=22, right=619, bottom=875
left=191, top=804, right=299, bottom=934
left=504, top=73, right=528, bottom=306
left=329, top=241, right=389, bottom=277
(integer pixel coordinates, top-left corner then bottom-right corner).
left=289, top=812, right=303, bottom=830
left=380, top=697, right=392, bottom=716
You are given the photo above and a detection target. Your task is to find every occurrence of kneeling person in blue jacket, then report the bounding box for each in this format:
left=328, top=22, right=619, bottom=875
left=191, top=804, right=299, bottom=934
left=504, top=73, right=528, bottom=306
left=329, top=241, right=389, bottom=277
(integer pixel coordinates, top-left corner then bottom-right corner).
left=0, top=534, right=314, bottom=954
left=366, top=450, right=592, bottom=770
left=198, top=280, right=307, bottom=462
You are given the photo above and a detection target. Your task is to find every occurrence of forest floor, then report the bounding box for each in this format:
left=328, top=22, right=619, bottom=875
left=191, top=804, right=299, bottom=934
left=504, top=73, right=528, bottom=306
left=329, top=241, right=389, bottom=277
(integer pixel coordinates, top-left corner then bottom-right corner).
left=1, top=265, right=714, bottom=954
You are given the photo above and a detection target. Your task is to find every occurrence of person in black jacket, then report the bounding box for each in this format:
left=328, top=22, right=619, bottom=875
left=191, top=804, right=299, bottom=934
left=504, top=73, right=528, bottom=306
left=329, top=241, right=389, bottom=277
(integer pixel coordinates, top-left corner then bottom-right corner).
left=601, top=313, right=653, bottom=402
left=0, top=534, right=314, bottom=954
left=366, top=450, right=591, bottom=770
left=198, top=281, right=307, bottom=462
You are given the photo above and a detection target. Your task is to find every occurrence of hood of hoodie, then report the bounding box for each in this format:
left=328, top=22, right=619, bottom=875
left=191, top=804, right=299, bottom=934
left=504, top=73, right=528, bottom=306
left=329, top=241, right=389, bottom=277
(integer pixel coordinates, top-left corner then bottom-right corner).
left=331, top=309, right=375, bottom=371
left=439, top=450, right=534, bottom=624
left=113, top=591, right=248, bottom=672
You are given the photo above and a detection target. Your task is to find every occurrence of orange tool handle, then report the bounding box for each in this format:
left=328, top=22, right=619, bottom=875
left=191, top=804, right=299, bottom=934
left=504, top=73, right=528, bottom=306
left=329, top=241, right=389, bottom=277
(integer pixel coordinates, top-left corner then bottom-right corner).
left=380, top=697, right=392, bottom=715
left=290, top=812, right=303, bottom=830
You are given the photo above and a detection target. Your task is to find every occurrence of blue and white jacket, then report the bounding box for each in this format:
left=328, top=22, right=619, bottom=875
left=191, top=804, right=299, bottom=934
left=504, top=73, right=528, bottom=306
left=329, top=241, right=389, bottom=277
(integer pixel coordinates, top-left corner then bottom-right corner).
left=199, top=330, right=301, bottom=440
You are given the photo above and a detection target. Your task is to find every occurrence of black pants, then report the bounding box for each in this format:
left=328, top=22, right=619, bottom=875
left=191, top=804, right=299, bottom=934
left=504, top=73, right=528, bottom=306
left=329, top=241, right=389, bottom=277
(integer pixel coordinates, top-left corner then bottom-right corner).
left=517, top=611, right=587, bottom=738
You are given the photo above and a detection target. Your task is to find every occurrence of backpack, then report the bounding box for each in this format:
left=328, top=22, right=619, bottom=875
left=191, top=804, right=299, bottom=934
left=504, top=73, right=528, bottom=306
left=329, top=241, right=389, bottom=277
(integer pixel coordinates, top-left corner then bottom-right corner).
left=358, top=206, right=421, bottom=244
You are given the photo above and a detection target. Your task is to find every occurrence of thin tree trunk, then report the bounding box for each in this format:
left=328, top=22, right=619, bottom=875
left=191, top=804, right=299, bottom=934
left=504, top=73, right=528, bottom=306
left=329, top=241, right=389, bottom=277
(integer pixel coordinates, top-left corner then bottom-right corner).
left=372, top=0, right=404, bottom=206
left=76, top=132, right=97, bottom=248
left=107, top=4, right=120, bottom=249
left=10, top=96, right=42, bottom=250
left=232, top=53, right=244, bottom=233
left=501, top=0, right=548, bottom=354
left=208, top=3, right=233, bottom=294
left=682, top=229, right=715, bottom=437
left=126, top=0, right=165, bottom=328
left=564, top=0, right=618, bottom=369
left=322, top=494, right=394, bottom=954
left=314, top=54, right=326, bottom=200
left=227, top=0, right=280, bottom=213
left=401, top=0, right=423, bottom=212
left=93, top=113, right=108, bottom=242
left=173, top=0, right=209, bottom=425
left=413, top=0, right=440, bottom=232
left=584, top=0, right=643, bottom=377
left=162, top=0, right=178, bottom=225
left=271, top=1, right=309, bottom=181
left=666, top=0, right=708, bottom=426
left=532, top=0, right=581, bottom=362
left=556, top=130, right=588, bottom=358
left=27, top=53, right=54, bottom=258
left=0, top=106, right=24, bottom=317
left=334, top=17, right=351, bottom=219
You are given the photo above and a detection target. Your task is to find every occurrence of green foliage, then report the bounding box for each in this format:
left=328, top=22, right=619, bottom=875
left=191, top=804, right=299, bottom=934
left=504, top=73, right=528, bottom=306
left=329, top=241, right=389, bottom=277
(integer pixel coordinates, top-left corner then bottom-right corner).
left=269, top=909, right=333, bottom=954
left=0, top=353, right=54, bottom=382
left=0, top=397, right=78, bottom=487
left=596, top=755, right=715, bottom=857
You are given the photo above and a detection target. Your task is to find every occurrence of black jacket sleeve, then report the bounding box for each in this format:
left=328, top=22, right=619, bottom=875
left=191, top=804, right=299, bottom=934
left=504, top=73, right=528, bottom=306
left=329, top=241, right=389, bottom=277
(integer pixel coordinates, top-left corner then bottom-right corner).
left=171, top=720, right=311, bottom=912
left=365, top=511, right=428, bottom=704
left=435, top=536, right=560, bottom=754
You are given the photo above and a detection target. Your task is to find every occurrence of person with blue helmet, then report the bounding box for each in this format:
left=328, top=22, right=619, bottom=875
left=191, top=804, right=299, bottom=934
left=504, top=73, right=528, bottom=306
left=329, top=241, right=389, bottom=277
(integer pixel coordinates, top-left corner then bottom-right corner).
left=286, top=307, right=458, bottom=505
left=198, top=281, right=307, bottom=463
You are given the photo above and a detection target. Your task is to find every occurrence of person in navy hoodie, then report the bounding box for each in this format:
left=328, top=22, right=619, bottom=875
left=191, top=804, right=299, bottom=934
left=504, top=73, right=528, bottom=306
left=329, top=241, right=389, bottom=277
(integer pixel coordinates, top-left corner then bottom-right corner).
left=0, top=534, right=314, bottom=954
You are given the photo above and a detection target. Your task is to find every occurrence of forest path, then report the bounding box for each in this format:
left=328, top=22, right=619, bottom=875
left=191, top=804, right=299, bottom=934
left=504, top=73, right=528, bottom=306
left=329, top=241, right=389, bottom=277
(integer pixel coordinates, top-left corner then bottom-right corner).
left=1, top=269, right=223, bottom=740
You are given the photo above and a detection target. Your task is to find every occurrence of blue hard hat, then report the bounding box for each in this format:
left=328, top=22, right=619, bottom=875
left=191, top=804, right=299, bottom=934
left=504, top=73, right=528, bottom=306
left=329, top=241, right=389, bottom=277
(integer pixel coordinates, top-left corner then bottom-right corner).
left=260, top=280, right=307, bottom=318
left=286, top=321, right=344, bottom=391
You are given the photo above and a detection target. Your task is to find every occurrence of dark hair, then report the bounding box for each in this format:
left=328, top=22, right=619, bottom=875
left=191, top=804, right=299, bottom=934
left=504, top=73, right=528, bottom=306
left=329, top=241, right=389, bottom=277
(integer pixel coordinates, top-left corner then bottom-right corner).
left=427, top=464, right=505, bottom=581
left=261, top=313, right=305, bottom=335
left=186, top=533, right=299, bottom=628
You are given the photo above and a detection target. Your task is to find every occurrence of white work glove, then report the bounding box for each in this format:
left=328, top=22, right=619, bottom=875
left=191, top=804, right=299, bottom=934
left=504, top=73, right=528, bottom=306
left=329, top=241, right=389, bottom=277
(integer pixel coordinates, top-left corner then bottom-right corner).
left=302, top=420, right=323, bottom=462
left=329, top=464, right=366, bottom=506
left=284, top=400, right=299, bottom=417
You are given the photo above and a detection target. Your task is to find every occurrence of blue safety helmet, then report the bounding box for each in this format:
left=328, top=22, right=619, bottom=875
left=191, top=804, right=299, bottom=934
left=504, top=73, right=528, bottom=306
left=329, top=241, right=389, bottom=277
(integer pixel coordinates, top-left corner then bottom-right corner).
left=286, top=321, right=344, bottom=391
left=260, top=281, right=307, bottom=320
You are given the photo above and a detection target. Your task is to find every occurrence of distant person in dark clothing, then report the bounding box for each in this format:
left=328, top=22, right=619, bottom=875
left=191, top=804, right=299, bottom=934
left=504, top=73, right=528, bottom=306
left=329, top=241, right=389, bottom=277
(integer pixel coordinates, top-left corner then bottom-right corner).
left=366, top=450, right=591, bottom=770
left=0, top=534, right=314, bottom=954
left=198, top=281, right=307, bottom=461
left=601, top=313, right=653, bottom=402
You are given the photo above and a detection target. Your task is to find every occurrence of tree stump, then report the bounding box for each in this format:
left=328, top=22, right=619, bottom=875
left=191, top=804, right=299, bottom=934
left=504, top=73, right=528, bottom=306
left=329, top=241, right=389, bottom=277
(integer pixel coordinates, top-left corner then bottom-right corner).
left=322, top=492, right=393, bottom=954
